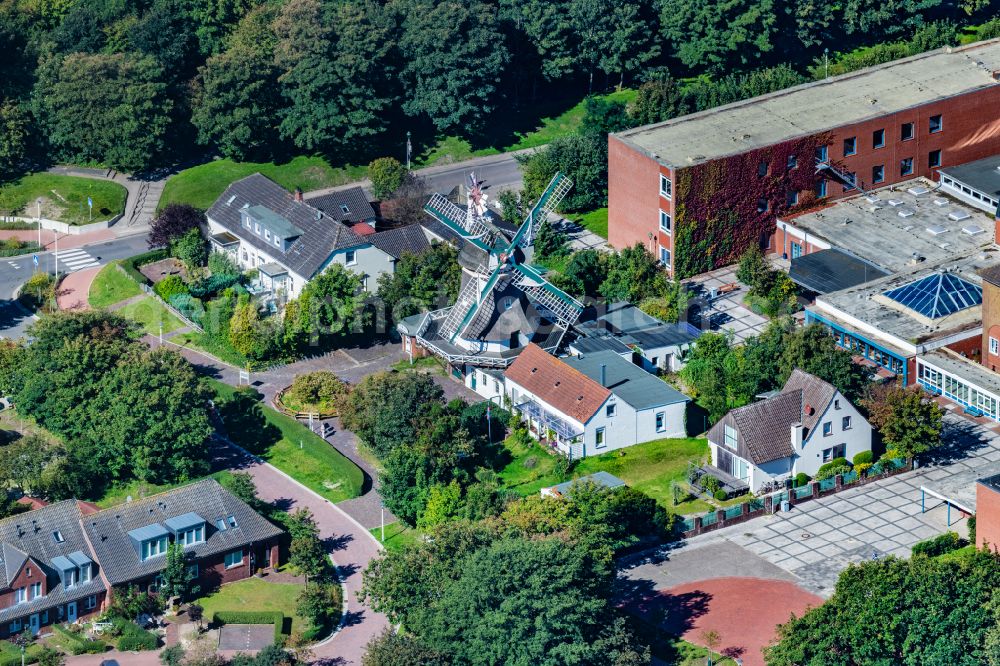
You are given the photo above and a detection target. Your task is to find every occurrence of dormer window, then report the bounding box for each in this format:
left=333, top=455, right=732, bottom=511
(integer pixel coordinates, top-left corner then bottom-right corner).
left=165, top=512, right=207, bottom=548
left=254, top=223, right=261, bottom=235
left=128, top=524, right=170, bottom=561
left=340, top=204, right=350, bottom=215
left=264, top=229, right=271, bottom=241
left=179, top=525, right=205, bottom=547
left=274, top=237, right=280, bottom=248
left=52, top=531, right=64, bottom=543
left=141, top=537, right=168, bottom=560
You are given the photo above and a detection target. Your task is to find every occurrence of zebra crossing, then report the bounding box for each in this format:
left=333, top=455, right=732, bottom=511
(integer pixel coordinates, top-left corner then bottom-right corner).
left=57, top=248, right=100, bottom=271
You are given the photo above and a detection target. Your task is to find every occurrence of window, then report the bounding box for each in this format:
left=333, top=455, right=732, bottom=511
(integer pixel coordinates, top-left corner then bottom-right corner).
left=595, top=427, right=606, bottom=448
left=929, top=114, right=942, bottom=133
left=929, top=149, right=942, bottom=168
left=243, top=218, right=250, bottom=229
left=141, top=536, right=169, bottom=561
left=186, top=564, right=199, bottom=580
left=873, top=128, right=885, bottom=148
left=30, top=583, right=41, bottom=599
left=815, top=145, right=828, bottom=162
left=216, top=518, right=227, bottom=531
left=900, top=157, right=914, bottom=176
left=901, top=122, right=914, bottom=141
left=345, top=250, right=357, bottom=266
left=843, top=137, right=857, bottom=156
left=25, top=567, right=30, bottom=578
left=79, top=564, right=91, bottom=583
left=224, top=550, right=244, bottom=569
left=15, top=587, right=26, bottom=604
left=787, top=154, right=797, bottom=169
left=757, top=198, right=769, bottom=213
left=340, top=204, right=350, bottom=215
left=52, top=531, right=64, bottom=543
left=180, top=525, right=205, bottom=547
left=655, top=412, right=665, bottom=433
left=606, top=403, right=616, bottom=418
left=724, top=424, right=738, bottom=449
left=842, top=172, right=856, bottom=192
left=254, top=222, right=260, bottom=234
left=786, top=190, right=799, bottom=207
left=816, top=180, right=827, bottom=197
left=842, top=416, right=852, bottom=430
left=227, top=515, right=238, bottom=529
left=9, top=620, right=20, bottom=633
left=85, top=595, right=97, bottom=610
left=659, top=246, right=671, bottom=267
left=991, top=337, right=998, bottom=355
left=659, top=174, right=672, bottom=198
left=273, top=236, right=280, bottom=248
left=264, top=229, right=271, bottom=241
left=872, top=165, right=884, bottom=184
left=834, top=399, right=841, bottom=410
left=64, top=568, right=78, bottom=588
left=758, top=160, right=769, bottom=177
left=659, top=210, right=671, bottom=233
left=822, top=421, right=833, bottom=436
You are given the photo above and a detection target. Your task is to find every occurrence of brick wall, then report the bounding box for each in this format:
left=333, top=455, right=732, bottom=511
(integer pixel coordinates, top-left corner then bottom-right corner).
left=976, top=481, right=1000, bottom=550
left=982, top=281, right=1000, bottom=371
left=610, top=85, right=1000, bottom=275
left=0, top=558, right=44, bottom=611
left=0, top=591, right=105, bottom=639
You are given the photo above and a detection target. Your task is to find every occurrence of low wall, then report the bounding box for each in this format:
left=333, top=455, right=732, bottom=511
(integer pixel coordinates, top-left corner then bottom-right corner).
left=6, top=215, right=120, bottom=235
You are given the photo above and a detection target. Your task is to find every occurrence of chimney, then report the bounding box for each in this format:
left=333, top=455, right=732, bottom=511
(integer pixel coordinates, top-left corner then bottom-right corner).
left=600, top=364, right=607, bottom=387
left=294, top=187, right=304, bottom=202
left=791, top=423, right=804, bottom=449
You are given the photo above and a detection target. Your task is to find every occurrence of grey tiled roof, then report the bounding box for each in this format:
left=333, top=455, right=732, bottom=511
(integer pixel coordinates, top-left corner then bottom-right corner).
left=84, top=480, right=283, bottom=586
left=707, top=369, right=840, bottom=465
left=562, top=350, right=690, bottom=411
left=0, top=500, right=105, bottom=622
left=368, top=225, right=430, bottom=260
left=308, top=187, right=377, bottom=224
left=207, top=174, right=366, bottom=279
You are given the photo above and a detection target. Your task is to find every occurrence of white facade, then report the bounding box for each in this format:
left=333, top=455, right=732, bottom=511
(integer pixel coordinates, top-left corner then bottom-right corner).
left=709, top=389, right=872, bottom=492
left=503, top=377, right=687, bottom=459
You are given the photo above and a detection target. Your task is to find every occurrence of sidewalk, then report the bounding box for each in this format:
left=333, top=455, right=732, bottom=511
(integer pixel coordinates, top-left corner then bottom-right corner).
left=56, top=266, right=101, bottom=310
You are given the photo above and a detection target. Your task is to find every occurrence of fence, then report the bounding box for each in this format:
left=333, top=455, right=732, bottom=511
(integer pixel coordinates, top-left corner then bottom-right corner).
left=115, top=260, right=206, bottom=334
left=679, top=458, right=911, bottom=538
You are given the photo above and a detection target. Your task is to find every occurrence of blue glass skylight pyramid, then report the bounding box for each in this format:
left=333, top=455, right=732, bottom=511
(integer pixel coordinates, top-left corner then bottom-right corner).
left=883, top=272, right=982, bottom=319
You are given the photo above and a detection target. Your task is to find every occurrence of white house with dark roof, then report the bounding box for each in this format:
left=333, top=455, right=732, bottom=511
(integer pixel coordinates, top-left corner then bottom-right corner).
left=706, top=369, right=872, bottom=493
left=206, top=174, right=394, bottom=297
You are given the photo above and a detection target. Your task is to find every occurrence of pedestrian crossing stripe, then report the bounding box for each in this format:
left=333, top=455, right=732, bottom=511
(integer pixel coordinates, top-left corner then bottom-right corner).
left=57, top=248, right=100, bottom=271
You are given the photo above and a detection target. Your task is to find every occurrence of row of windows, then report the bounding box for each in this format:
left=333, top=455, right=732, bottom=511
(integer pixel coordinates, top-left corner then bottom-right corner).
left=919, top=364, right=999, bottom=419
left=594, top=410, right=671, bottom=449
left=821, top=416, right=852, bottom=436
left=811, top=150, right=944, bottom=197
left=828, top=116, right=943, bottom=161
left=242, top=217, right=283, bottom=250
left=8, top=596, right=97, bottom=634
left=941, top=176, right=1000, bottom=208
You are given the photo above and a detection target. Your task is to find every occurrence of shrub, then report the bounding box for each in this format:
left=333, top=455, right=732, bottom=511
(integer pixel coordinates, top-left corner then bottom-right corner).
left=969, top=515, right=977, bottom=547
left=21, top=271, right=56, bottom=309
left=208, top=251, right=240, bottom=277
left=286, top=371, right=349, bottom=413
left=855, top=462, right=873, bottom=476
left=701, top=475, right=721, bottom=494
left=522, top=456, right=538, bottom=470
left=852, top=451, right=873, bottom=466
left=911, top=531, right=962, bottom=557
left=817, top=457, right=850, bottom=477
left=189, top=273, right=240, bottom=299
left=121, top=248, right=168, bottom=286
left=116, top=621, right=158, bottom=651
left=815, top=464, right=851, bottom=481
left=53, top=624, right=105, bottom=654
left=168, top=293, right=205, bottom=323
left=154, top=275, right=188, bottom=302
left=793, top=472, right=811, bottom=488
left=713, top=489, right=727, bottom=501
left=368, top=157, right=408, bottom=200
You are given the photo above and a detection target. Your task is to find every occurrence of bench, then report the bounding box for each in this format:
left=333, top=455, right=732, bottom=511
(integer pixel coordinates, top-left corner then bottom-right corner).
left=717, top=282, right=740, bottom=295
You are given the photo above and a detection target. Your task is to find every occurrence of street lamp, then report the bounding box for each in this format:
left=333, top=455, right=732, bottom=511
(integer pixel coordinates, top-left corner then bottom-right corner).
left=406, top=131, right=412, bottom=170
left=824, top=48, right=829, bottom=79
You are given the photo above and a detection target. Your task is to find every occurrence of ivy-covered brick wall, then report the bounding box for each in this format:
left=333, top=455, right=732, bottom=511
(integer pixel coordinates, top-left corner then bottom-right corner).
left=673, top=133, right=833, bottom=278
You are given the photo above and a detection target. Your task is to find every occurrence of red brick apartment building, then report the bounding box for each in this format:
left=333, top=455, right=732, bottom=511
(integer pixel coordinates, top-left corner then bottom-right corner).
left=0, top=480, right=282, bottom=639
left=609, top=39, right=1000, bottom=278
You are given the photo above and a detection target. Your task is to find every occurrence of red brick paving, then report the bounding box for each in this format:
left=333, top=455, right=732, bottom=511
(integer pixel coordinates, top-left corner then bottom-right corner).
left=638, top=577, right=821, bottom=666
left=56, top=266, right=101, bottom=310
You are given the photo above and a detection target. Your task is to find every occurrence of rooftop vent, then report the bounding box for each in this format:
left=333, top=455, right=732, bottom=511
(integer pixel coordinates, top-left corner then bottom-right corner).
left=226, top=195, right=237, bottom=206
left=865, top=195, right=880, bottom=204
left=903, top=225, right=914, bottom=232
left=962, top=225, right=985, bottom=236
left=888, top=199, right=905, bottom=207
left=934, top=199, right=949, bottom=206
left=926, top=225, right=947, bottom=235
left=908, top=186, right=930, bottom=196
left=948, top=210, right=971, bottom=221
left=897, top=209, right=915, bottom=218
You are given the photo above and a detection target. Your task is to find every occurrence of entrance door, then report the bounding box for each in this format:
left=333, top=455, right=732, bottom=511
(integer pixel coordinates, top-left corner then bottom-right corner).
left=790, top=242, right=803, bottom=259
left=29, top=614, right=39, bottom=636
left=66, top=602, right=77, bottom=623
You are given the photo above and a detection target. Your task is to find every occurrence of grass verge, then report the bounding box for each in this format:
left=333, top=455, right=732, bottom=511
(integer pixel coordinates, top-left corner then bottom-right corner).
left=570, top=207, right=609, bottom=239
left=195, top=578, right=313, bottom=639
left=209, top=379, right=364, bottom=503
left=117, top=296, right=186, bottom=336
left=95, top=470, right=235, bottom=509
left=88, top=262, right=141, bottom=308
left=369, top=522, right=423, bottom=553
left=0, top=174, right=126, bottom=224
left=170, top=331, right=250, bottom=368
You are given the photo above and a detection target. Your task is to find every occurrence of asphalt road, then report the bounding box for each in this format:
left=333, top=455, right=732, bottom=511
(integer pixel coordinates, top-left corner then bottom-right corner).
left=0, top=232, right=150, bottom=338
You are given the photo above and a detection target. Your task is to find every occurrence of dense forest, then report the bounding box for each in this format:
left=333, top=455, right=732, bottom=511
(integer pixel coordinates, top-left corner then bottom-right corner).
left=1, top=0, right=998, bottom=175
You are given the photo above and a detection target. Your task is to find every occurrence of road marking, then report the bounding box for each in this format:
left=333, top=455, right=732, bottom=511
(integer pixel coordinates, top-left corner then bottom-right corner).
left=57, top=248, right=100, bottom=271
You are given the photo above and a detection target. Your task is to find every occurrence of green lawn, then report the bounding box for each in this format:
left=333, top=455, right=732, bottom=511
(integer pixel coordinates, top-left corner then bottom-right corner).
left=209, top=379, right=364, bottom=503
left=170, top=330, right=250, bottom=368
left=0, top=639, right=43, bottom=662
left=499, top=436, right=711, bottom=512
left=195, top=577, right=313, bottom=638
left=88, top=262, right=141, bottom=308
left=117, top=296, right=186, bottom=335
left=158, top=156, right=368, bottom=212
left=369, top=522, right=423, bottom=553
left=570, top=207, right=609, bottom=239
left=95, top=470, right=235, bottom=509
left=0, top=173, right=127, bottom=224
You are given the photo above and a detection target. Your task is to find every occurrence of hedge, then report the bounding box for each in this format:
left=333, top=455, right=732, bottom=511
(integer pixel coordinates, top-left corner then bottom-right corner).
left=852, top=451, right=874, bottom=466
left=0, top=221, right=39, bottom=230
left=189, top=273, right=240, bottom=298
left=212, top=611, right=285, bottom=643
left=0, top=242, right=41, bottom=258
left=53, top=623, right=106, bottom=654
left=911, top=531, right=963, bottom=558
left=120, top=248, right=168, bottom=286
left=115, top=621, right=158, bottom=651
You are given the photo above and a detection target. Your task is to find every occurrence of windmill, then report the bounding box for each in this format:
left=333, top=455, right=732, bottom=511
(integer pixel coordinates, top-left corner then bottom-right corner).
left=414, top=171, right=581, bottom=367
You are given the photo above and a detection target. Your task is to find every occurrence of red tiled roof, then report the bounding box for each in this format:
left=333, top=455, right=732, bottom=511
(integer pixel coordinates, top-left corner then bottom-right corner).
left=351, top=223, right=377, bottom=236
left=504, top=343, right=610, bottom=423
left=76, top=501, right=100, bottom=516
left=16, top=496, right=48, bottom=511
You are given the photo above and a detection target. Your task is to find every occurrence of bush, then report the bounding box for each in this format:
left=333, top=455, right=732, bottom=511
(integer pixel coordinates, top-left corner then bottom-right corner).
left=21, top=271, right=56, bottom=310
left=817, top=457, right=850, bottom=477
left=121, top=248, right=168, bottom=286
left=154, top=275, right=188, bottom=301
left=212, top=611, right=285, bottom=643
left=116, top=621, right=158, bottom=651
left=53, top=624, right=105, bottom=654
left=189, top=272, right=240, bottom=298
left=701, top=475, right=721, bottom=494
left=911, top=531, right=962, bottom=557
left=969, top=515, right=977, bottom=547
left=855, top=462, right=872, bottom=476
left=286, top=371, right=349, bottom=413
left=368, top=157, right=408, bottom=200
left=713, top=489, right=727, bottom=501
left=168, top=293, right=205, bottom=324
left=793, top=472, right=811, bottom=488
left=852, top=451, right=873, bottom=466
left=815, top=464, right=851, bottom=481
left=0, top=240, right=40, bottom=257
left=522, top=456, right=538, bottom=470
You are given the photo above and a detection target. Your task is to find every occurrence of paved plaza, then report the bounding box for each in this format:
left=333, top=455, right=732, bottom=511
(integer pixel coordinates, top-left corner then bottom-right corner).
left=682, top=265, right=770, bottom=343
left=623, top=411, right=1000, bottom=598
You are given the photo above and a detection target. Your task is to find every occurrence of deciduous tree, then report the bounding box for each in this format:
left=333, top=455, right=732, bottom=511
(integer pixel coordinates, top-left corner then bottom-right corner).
left=863, top=383, right=943, bottom=458
left=149, top=204, right=206, bottom=249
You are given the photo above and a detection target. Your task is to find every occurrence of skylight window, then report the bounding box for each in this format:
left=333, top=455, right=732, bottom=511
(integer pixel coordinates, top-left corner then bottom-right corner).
left=883, top=272, right=982, bottom=319
left=227, top=515, right=238, bottom=529
left=52, top=531, right=64, bottom=543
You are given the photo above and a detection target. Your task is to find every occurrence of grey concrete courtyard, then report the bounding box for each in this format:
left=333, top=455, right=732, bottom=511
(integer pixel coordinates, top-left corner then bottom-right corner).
left=623, top=411, right=1000, bottom=598
left=682, top=264, right=769, bottom=343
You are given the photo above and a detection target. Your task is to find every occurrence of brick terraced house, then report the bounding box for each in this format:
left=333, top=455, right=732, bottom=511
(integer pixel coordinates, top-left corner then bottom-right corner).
left=0, top=480, right=283, bottom=639
left=608, top=39, right=1000, bottom=278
